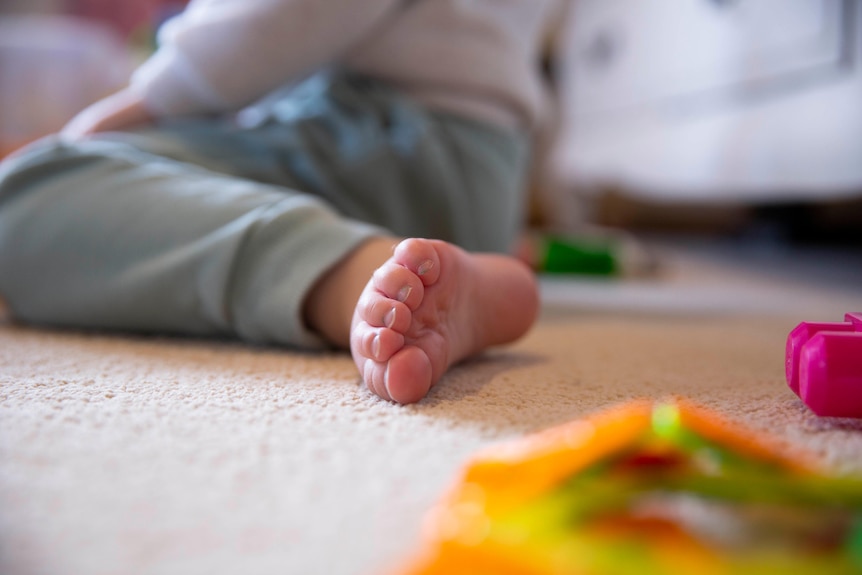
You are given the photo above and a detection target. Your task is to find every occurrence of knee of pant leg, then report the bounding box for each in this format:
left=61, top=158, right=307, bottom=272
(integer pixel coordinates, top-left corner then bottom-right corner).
left=0, top=135, right=100, bottom=205
left=0, top=135, right=93, bottom=314
left=0, top=135, right=125, bottom=223
left=0, top=135, right=82, bottom=235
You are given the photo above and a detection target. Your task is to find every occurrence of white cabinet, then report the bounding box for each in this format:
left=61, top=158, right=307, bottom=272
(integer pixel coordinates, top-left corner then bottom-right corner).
left=554, top=0, right=862, bottom=202
left=568, top=0, right=848, bottom=121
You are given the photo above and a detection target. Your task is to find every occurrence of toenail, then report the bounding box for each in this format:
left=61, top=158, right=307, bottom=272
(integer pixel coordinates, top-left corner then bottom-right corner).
left=372, top=335, right=380, bottom=359
left=384, top=307, right=396, bottom=329
left=417, top=260, right=434, bottom=276
left=397, top=285, right=412, bottom=303
left=363, top=361, right=374, bottom=388
left=383, top=364, right=392, bottom=398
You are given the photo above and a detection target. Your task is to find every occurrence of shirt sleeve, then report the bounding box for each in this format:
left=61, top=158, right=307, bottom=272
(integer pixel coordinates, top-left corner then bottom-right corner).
left=129, top=0, right=401, bottom=118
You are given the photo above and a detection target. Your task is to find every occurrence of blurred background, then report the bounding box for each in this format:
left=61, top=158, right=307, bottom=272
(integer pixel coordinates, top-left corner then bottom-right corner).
left=539, top=0, right=862, bottom=248
left=0, top=0, right=187, bottom=156
left=1, top=0, right=860, bottom=254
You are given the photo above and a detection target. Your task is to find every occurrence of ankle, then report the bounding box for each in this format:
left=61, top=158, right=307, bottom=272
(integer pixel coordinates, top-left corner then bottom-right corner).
left=303, top=237, right=398, bottom=347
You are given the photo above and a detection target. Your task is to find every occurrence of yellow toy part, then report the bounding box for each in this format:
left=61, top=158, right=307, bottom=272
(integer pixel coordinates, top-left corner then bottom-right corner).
left=390, top=400, right=862, bottom=575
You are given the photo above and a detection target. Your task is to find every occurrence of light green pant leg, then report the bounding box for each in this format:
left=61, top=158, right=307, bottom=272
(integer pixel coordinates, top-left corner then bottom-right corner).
left=0, top=137, right=381, bottom=347
left=0, top=73, right=529, bottom=348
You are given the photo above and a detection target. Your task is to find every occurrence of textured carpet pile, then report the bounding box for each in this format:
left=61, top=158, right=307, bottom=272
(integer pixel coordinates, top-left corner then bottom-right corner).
left=1, top=242, right=861, bottom=575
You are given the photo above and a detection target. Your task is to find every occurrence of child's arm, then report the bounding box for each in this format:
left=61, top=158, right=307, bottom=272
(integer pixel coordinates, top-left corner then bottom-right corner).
left=130, top=0, right=401, bottom=119
left=62, top=88, right=152, bottom=138
left=62, top=0, right=401, bottom=137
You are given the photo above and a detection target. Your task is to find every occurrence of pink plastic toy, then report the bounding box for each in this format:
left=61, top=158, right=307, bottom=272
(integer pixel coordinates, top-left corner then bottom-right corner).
left=786, top=312, right=862, bottom=418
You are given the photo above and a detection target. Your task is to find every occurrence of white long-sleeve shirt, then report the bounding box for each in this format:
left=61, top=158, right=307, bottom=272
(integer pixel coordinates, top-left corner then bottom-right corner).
left=130, top=0, right=558, bottom=128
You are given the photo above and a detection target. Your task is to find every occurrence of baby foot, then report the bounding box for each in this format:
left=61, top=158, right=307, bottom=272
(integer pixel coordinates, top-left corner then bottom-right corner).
left=350, top=238, right=539, bottom=404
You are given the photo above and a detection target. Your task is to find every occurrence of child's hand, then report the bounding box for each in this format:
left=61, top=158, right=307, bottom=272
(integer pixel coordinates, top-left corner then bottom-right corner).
left=62, top=88, right=154, bottom=139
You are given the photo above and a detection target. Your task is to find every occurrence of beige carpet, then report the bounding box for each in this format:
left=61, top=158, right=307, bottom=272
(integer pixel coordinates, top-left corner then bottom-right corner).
left=1, top=240, right=861, bottom=575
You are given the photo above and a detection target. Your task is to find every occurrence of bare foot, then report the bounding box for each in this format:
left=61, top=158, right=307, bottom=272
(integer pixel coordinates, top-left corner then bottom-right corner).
left=350, top=238, right=539, bottom=404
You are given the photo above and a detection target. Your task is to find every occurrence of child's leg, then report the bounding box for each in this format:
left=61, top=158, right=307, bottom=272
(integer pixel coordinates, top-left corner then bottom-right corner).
left=0, top=138, right=537, bottom=404
left=0, top=135, right=383, bottom=347
left=0, top=72, right=537, bottom=401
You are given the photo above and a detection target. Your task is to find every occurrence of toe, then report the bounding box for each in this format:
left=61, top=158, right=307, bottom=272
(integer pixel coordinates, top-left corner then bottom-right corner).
left=393, top=238, right=441, bottom=286
left=356, top=326, right=405, bottom=362
left=372, top=262, right=424, bottom=310
left=384, top=346, right=433, bottom=404
left=375, top=328, right=405, bottom=361
left=361, top=359, right=391, bottom=402
left=357, top=292, right=412, bottom=332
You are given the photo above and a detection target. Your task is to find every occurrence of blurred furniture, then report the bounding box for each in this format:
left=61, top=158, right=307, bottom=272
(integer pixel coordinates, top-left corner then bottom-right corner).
left=552, top=0, right=862, bottom=209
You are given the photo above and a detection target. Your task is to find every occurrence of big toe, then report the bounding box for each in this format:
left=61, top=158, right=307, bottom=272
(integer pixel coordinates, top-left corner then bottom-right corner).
left=384, top=346, right=433, bottom=404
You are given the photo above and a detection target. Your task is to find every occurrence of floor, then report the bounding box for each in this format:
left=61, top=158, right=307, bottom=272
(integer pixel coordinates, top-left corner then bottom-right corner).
left=0, top=234, right=860, bottom=575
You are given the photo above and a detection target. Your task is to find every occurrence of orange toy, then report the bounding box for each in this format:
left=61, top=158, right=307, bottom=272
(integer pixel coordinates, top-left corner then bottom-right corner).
left=391, top=400, right=862, bottom=575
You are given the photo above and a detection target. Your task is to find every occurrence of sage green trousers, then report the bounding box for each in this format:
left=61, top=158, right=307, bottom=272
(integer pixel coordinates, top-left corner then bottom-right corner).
left=0, top=72, right=528, bottom=348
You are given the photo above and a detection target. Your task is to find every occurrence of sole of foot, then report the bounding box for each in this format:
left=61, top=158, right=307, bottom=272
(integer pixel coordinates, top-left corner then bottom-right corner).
left=350, top=238, right=539, bottom=404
